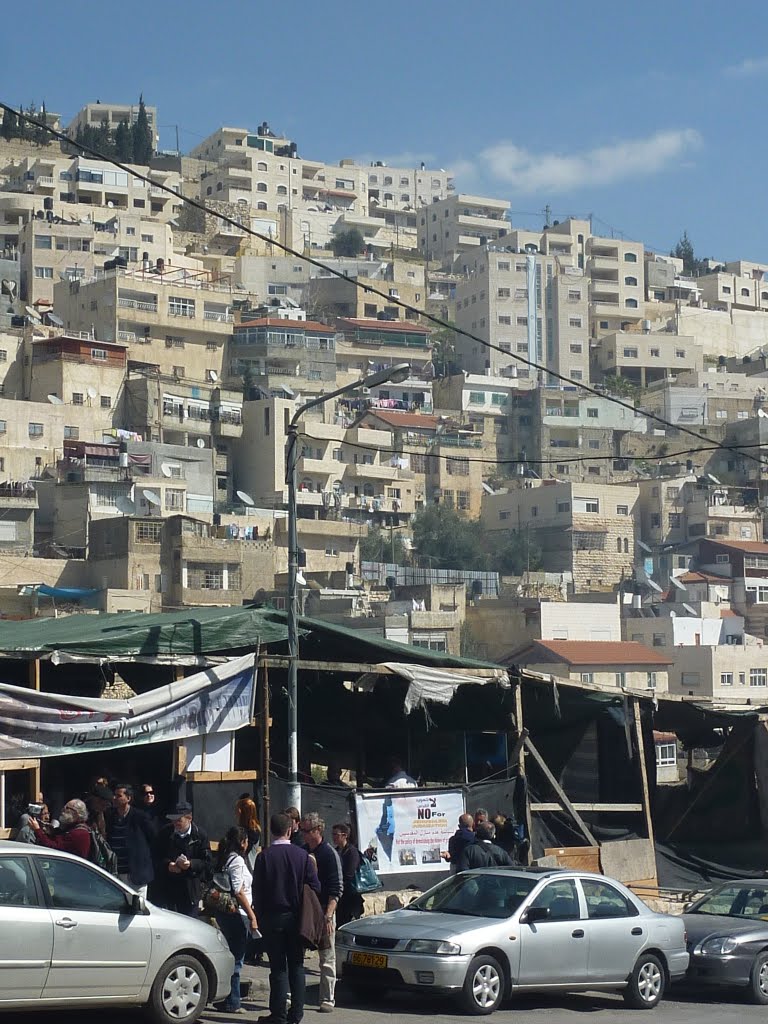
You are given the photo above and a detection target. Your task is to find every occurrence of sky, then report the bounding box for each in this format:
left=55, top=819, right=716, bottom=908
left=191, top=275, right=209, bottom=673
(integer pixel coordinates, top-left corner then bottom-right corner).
left=5, top=1, right=768, bottom=262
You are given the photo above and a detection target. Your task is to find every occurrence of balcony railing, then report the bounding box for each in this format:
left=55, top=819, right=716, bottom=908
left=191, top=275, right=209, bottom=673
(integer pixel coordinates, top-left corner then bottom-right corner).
left=118, top=330, right=136, bottom=342
left=118, top=297, right=158, bottom=312
left=36, top=176, right=54, bottom=186
left=204, top=310, right=234, bottom=323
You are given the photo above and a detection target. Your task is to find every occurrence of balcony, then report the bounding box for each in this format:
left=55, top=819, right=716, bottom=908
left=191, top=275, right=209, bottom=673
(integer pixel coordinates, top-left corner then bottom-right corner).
left=204, top=309, right=233, bottom=323
left=588, top=255, right=619, bottom=272
left=298, top=457, right=338, bottom=476
left=0, top=483, right=38, bottom=507
left=118, top=296, right=158, bottom=313
left=36, top=176, right=55, bottom=188
left=118, top=330, right=136, bottom=342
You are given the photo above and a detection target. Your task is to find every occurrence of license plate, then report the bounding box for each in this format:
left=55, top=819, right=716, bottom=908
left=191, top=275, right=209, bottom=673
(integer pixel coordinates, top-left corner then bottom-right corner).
left=350, top=951, right=388, bottom=969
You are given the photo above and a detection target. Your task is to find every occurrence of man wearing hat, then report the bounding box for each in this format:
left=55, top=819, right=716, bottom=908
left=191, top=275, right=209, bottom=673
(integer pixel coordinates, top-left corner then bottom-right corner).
left=153, top=801, right=211, bottom=917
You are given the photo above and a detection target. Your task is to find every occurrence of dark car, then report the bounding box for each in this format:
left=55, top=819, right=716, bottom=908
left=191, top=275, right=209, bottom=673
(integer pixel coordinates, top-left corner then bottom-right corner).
left=683, top=880, right=768, bottom=1003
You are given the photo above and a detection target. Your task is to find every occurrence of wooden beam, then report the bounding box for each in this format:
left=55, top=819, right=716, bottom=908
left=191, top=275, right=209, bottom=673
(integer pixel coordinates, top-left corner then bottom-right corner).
left=632, top=697, right=656, bottom=855
left=0, top=760, right=41, bottom=772
left=531, top=802, right=643, bottom=813
left=28, top=659, right=41, bottom=803
left=523, top=734, right=599, bottom=848
left=186, top=770, right=258, bottom=782
left=262, top=659, right=270, bottom=848
left=513, top=681, right=533, bottom=865
left=258, top=656, right=502, bottom=678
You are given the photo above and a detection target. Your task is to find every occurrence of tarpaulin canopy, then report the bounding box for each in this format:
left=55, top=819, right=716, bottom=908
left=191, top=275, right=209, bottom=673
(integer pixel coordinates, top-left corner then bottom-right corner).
left=357, top=662, right=510, bottom=714
left=36, top=585, right=102, bottom=601
left=0, top=606, right=288, bottom=664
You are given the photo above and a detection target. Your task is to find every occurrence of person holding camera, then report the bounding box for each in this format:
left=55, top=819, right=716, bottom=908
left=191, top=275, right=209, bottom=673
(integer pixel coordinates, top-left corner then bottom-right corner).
left=28, top=798, right=91, bottom=859
left=153, top=801, right=211, bottom=917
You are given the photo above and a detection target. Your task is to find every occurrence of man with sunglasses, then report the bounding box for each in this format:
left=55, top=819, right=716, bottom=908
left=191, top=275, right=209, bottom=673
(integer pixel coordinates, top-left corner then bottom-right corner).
left=299, top=813, right=343, bottom=1014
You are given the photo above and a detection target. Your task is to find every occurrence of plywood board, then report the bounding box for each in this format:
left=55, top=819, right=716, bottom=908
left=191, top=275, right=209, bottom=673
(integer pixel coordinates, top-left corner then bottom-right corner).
left=600, top=838, right=657, bottom=886
left=544, top=846, right=601, bottom=873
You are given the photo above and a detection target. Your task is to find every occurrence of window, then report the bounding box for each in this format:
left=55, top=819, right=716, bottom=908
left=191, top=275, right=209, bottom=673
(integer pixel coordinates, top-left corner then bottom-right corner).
left=34, top=234, right=52, bottom=249
left=625, top=298, right=639, bottom=308
left=136, top=521, right=162, bottom=543
left=72, top=392, right=84, bottom=405
left=582, top=879, right=638, bottom=919
left=650, top=514, right=661, bottom=528
left=587, top=408, right=599, bottom=419
left=623, top=347, right=639, bottom=358
left=624, top=276, right=638, bottom=286
left=528, top=879, right=580, bottom=921
left=497, top=288, right=511, bottom=298
left=616, top=504, right=629, bottom=515
left=624, top=252, right=638, bottom=262
left=169, top=296, right=195, bottom=318
left=722, top=285, right=732, bottom=295
left=715, top=554, right=730, bottom=564
left=675, top=348, right=686, bottom=358
left=568, top=289, right=581, bottom=301
left=615, top=672, right=626, bottom=687
left=63, top=425, right=79, bottom=440
left=0, top=350, right=7, bottom=363
left=569, top=343, right=582, bottom=354
left=126, top=226, right=136, bottom=236
left=647, top=672, right=657, bottom=690
left=468, top=391, right=485, bottom=405
left=742, top=287, right=750, bottom=297
left=498, top=315, right=511, bottom=325
left=580, top=672, right=593, bottom=683
left=34, top=266, right=53, bottom=279
left=498, top=261, right=510, bottom=271
left=653, top=634, right=666, bottom=647
left=164, top=488, right=185, bottom=511
left=141, top=233, right=153, bottom=243
left=569, top=316, right=582, bottom=328
left=669, top=513, right=682, bottom=528
left=578, top=498, right=599, bottom=513
left=682, top=672, right=701, bottom=688
left=720, top=672, right=733, bottom=687
left=750, top=668, right=767, bottom=687
left=656, top=743, right=677, bottom=768
left=0, top=855, right=37, bottom=907
left=28, top=423, right=43, bottom=437
left=650, top=347, right=660, bottom=357
left=457, top=491, right=470, bottom=511
left=39, top=855, right=128, bottom=913
left=100, top=396, right=112, bottom=409
left=588, top=439, right=600, bottom=450
left=556, top=501, right=571, bottom=513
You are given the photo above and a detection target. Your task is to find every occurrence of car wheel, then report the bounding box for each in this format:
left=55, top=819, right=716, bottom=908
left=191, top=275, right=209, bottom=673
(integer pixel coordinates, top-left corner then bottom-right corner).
left=623, top=953, right=665, bottom=1010
left=748, top=952, right=768, bottom=1004
left=460, top=954, right=504, bottom=1015
left=145, top=953, right=209, bottom=1024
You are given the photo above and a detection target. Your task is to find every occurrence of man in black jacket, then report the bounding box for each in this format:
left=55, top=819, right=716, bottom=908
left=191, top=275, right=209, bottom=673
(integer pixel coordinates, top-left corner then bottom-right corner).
left=300, top=812, right=343, bottom=1013
left=455, top=822, right=513, bottom=872
left=106, top=783, right=156, bottom=897
left=153, top=801, right=211, bottom=916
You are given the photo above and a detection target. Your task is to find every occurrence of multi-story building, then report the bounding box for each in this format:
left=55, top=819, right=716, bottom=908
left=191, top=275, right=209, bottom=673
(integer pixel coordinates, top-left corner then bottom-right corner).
left=25, top=333, right=127, bottom=419
left=228, top=316, right=338, bottom=396
left=513, top=639, right=670, bottom=692
left=482, top=480, right=639, bottom=591
left=66, top=102, right=159, bottom=147
left=333, top=318, right=433, bottom=405
left=53, top=263, right=235, bottom=382
left=508, top=387, right=647, bottom=483
left=592, top=329, right=702, bottom=386
left=641, top=371, right=760, bottom=428
left=418, top=194, right=510, bottom=268
left=304, top=257, right=426, bottom=323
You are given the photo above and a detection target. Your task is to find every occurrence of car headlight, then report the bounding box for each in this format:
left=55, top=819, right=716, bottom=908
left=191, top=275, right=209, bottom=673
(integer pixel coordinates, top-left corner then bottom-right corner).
left=405, top=939, right=461, bottom=955
left=700, top=936, right=738, bottom=956
left=336, top=931, right=356, bottom=947
left=216, top=928, right=229, bottom=947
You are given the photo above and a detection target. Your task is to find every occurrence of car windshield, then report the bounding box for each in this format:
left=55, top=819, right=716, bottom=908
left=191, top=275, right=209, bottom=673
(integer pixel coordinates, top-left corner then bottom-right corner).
left=690, top=884, right=768, bottom=919
left=410, top=873, right=537, bottom=919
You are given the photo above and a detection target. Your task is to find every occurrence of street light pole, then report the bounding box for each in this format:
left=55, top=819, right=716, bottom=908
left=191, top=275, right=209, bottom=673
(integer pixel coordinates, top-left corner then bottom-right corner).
left=284, top=360, right=411, bottom=811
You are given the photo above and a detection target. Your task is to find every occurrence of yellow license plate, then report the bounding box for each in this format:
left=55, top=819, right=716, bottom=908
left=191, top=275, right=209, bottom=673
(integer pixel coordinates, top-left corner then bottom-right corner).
left=350, top=951, right=388, bottom=969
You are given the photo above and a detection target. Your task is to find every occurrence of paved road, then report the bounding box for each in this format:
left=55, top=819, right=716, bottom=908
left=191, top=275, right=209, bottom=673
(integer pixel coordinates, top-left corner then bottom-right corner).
left=40, top=967, right=768, bottom=1024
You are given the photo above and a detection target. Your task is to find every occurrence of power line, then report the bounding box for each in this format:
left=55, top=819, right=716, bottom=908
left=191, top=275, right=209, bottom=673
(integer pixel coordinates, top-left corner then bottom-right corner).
left=6, top=101, right=768, bottom=474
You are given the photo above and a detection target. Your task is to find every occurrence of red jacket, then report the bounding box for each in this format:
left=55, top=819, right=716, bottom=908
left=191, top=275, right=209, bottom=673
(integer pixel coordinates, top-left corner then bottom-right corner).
left=34, top=823, right=91, bottom=860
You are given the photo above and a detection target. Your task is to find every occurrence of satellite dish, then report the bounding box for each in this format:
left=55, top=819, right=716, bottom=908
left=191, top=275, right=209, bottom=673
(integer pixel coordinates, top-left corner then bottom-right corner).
left=116, top=496, right=136, bottom=515
left=707, top=474, right=722, bottom=485
left=196, top=438, right=206, bottom=449
left=86, top=386, right=97, bottom=399
left=25, top=305, right=41, bottom=321
left=236, top=490, right=255, bottom=506
left=637, top=540, right=652, bottom=553
left=682, top=603, right=697, bottom=615
left=142, top=489, right=161, bottom=507
left=160, top=463, right=172, bottom=477
left=645, top=578, right=664, bottom=594
left=208, top=370, right=218, bottom=382
left=47, top=394, right=63, bottom=405
left=670, top=576, right=687, bottom=592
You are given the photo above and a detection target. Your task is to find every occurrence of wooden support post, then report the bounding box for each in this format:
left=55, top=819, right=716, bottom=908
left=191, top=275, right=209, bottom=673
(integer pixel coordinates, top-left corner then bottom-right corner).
left=632, top=698, right=656, bottom=852
left=513, top=682, right=533, bottom=864
left=523, top=734, right=598, bottom=848
left=261, top=659, right=270, bottom=847
left=28, top=659, right=41, bottom=803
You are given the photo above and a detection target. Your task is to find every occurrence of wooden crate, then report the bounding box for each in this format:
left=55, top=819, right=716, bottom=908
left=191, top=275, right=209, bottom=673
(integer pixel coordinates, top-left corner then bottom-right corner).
left=543, top=846, right=601, bottom=873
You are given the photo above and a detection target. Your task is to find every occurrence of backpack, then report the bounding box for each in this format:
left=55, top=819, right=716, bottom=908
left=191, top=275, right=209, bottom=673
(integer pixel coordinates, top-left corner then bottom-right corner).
left=201, top=862, right=239, bottom=917
left=89, top=828, right=119, bottom=875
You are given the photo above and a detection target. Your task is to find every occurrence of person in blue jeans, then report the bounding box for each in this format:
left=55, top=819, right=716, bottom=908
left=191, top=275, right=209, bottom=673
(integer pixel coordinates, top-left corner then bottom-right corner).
left=214, top=827, right=259, bottom=1014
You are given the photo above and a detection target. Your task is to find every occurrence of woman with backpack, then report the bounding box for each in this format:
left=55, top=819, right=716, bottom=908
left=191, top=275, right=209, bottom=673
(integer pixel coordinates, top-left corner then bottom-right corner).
left=212, top=826, right=259, bottom=1015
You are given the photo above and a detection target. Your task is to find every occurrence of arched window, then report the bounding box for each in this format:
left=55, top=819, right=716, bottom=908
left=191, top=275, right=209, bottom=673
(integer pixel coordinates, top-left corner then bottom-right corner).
left=741, top=287, right=750, bottom=297
left=617, top=538, right=622, bottom=553
left=623, top=537, right=629, bottom=554
left=276, top=185, right=287, bottom=196
left=384, top=192, right=394, bottom=201
left=625, top=298, right=639, bottom=308
left=256, top=182, right=268, bottom=193
left=257, top=201, right=268, bottom=210
left=257, top=161, right=268, bottom=171
left=383, top=176, right=393, bottom=185
left=206, top=186, right=212, bottom=196
left=624, top=252, right=638, bottom=262
left=624, top=276, right=638, bottom=286
left=369, top=174, right=378, bottom=184
left=237, top=197, right=248, bottom=205
left=216, top=182, right=223, bottom=191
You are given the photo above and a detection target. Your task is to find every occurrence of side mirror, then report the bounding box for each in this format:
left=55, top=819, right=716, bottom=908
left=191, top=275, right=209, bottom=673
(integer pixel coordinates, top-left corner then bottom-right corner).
left=131, top=892, right=147, bottom=915
left=522, top=906, right=551, bottom=924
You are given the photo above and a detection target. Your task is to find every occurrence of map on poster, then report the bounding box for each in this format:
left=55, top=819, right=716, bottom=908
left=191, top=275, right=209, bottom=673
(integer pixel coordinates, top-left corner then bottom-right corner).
left=354, top=788, right=465, bottom=874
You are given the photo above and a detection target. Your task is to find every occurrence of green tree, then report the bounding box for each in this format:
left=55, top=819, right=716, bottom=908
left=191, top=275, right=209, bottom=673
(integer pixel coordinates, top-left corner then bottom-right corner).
left=671, top=231, right=710, bottom=276
left=360, top=526, right=407, bottom=563
left=491, top=529, right=542, bottom=575
left=330, top=228, right=365, bottom=257
left=411, top=504, right=487, bottom=570
left=431, top=322, right=461, bottom=377
left=95, top=119, right=113, bottom=157
left=132, top=95, right=153, bottom=164
left=114, top=118, right=133, bottom=162
left=241, top=363, right=256, bottom=401
left=1, top=107, right=18, bottom=141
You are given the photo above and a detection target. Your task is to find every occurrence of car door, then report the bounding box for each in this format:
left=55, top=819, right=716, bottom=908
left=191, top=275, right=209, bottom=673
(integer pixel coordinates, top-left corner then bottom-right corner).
left=34, top=854, right=152, bottom=999
left=0, top=853, right=52, bottom=1001
left=517, top=878, right=588, bottom=986
left=579, top=878, right=647, bottom=982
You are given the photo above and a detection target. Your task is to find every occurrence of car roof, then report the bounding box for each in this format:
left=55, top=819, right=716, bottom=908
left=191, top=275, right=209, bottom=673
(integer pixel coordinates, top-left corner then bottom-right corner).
left=460, top=867, right=630, bottom=884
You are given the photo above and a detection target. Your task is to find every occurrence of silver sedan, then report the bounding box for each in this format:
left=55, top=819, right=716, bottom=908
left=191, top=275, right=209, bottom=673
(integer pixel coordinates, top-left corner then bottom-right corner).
left=337, top=868, right=689, bottom=1015
left=0, top=841, right=233, bottom=1022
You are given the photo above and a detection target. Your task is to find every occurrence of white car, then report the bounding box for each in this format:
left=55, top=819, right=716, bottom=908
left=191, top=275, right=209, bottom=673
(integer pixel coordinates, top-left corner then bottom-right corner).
left=338, top=868, right=689, bottom=1015
left=0, top=841, right=233, bottom=1021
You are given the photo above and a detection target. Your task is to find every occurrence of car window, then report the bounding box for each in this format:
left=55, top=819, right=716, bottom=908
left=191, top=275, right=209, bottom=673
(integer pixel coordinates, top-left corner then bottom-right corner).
left=37, top=857, right=129, bottom=913
left=581, top=878, right=639, bottom=919
left=692, top=884, right=768, bottom=919
left=0, top=856, right=38, bottom=907
left=412, top=873, right=537, bottom=919
left=528, top=879, right=581, bottom=921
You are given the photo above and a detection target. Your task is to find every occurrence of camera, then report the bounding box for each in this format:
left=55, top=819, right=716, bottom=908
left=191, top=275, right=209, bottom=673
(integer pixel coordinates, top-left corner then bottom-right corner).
left=27, top=803, right=44, bottom=817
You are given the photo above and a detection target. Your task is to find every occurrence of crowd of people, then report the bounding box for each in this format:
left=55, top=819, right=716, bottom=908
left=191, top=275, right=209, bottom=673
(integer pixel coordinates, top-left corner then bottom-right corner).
left=9, top=783, right=366, bottom=1021
left=444, top=807, right=525, bottom=871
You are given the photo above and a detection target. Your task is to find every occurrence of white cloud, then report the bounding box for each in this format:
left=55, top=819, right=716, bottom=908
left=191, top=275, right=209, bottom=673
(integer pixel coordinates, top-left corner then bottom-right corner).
left=724, top=56, right=768, bottom=77
left=476, top=129, right=702, bottom=194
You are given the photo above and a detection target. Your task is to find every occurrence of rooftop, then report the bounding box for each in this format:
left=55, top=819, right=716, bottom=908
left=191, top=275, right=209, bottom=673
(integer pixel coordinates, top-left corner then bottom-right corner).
left=361, top=411, right=441, bottom=430
left=706, top=540, right=768, bottom=555
left=237, top=318, right=335, bottom=332
left=678, top=570, right=732, bottom=584
left=336, top=318, right=429, bottom=334
left=521, top=640, right=673, bottom=667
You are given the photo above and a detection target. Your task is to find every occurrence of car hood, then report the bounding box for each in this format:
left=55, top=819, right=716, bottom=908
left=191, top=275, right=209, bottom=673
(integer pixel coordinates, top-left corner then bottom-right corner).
left=683, top=913, right=768, bottom=945
left=147, top=904, right=230, bottom=947
left=342, top=908, right=501, bottom=941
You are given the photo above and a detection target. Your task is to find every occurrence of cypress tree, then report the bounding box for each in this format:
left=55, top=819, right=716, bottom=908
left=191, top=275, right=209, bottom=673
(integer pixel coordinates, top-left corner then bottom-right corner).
left=132, top=95, right=153, bottom=164
left=114, top=118, right=133, bottom=162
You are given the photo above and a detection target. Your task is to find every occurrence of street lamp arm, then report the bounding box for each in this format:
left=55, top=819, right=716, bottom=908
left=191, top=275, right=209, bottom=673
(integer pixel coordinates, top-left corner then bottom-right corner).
left=288, top=361, right=411, bottom=428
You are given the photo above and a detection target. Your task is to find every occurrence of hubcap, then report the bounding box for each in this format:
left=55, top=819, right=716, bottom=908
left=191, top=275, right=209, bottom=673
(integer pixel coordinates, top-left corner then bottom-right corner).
left=162, top=964, right=203, bottom=1019
left=758, top=960, right=768, bottom=996
left=472, top=964, right=501, bottom=1008
left=637, top=962, right=662, bottom=1003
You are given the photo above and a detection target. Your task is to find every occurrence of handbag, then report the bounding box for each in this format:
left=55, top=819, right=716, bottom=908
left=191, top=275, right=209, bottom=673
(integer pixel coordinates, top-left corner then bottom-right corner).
left=353, top=855, right=382, bottom=894
left=202, top=869, right=239, bottom=916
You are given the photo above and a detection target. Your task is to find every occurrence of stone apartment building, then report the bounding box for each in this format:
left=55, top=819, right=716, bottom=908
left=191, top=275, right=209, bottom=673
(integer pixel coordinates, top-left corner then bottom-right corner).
left=592, top=328, right=703, bottom=387
left=418, top=194, right=510, bottom=268
left=304, top=257, right=426, bottom=324
left=228, top=316, right=338, bottom=396
left=332, top=317, right=433, bottom=402
left=641, top=371, right=761, bottom=429
left=482, top=479, right=639, bottom=591
left=514, top=639, right=670, bottom=692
